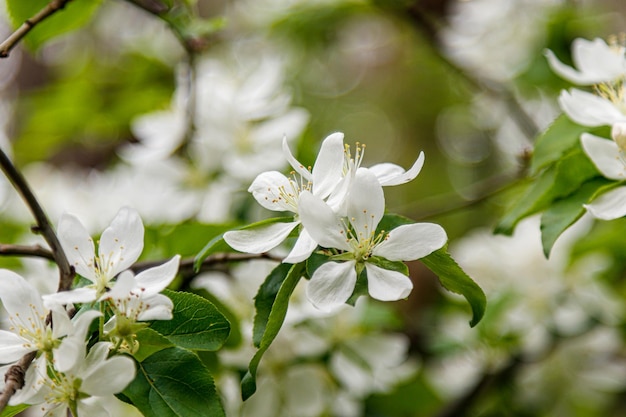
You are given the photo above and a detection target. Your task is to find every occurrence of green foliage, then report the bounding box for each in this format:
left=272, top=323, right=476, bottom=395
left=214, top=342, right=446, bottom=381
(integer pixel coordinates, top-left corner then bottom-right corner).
left=123, top=347, right=224, bottom=417
left=134, top=327, right=174, bottom=362
left=252, top=262, right=294, bottom=347
left=241, top=262, right=304, bottom=400
left=6, top=0, right=102, bottom=50
left=0, top=404, right=29, bottom=417
left=149, top=290, right=230, bottom=351
left=421, top=247, right=486, bottom=327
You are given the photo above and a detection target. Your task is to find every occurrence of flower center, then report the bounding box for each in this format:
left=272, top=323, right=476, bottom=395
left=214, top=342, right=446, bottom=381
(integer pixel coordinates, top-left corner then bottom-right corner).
left=343, top=142, right=366, bottom=176
left=8, top=305, right=55, bottom=352
left=341, top=213, right=387, bottom=262
left=273, top=172, right=312, bottom=212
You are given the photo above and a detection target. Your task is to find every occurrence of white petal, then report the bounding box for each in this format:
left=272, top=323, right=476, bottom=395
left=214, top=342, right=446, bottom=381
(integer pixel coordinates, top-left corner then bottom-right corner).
left=584, top=186, right=626, bottom=220
left=58, top=213, right=97, bottom=281
left=374, top=223, right=447, bottom=261
left=365, top=263, right=413, bottom=302
left=298, top=192, right=350, bottom=251
left=50, top=304, right=73, bottom=339
left=104, top=270, right=136, bottom=300
left=248, top=171, right=298, bottom=212
left=311, top=132, right=345, bottom=198
left=306, top=261, right=357, bottom=312
left=132, top=255, right=180, bottom=296
left=0, top=330, right=31, bottom=363
left=580, top=133, right=626, bottom=180
left=0, top=270, right=46, bottom=319
left=99, top=207, right=144, bottom=278
left=53, top=310, right=101, bottom=373
left=347, top=168, right=384, bottom=237
left=559, top=89, right=626, bottom=127
left=283, top=136, right=313, bottom=181
left=136, top=294, right=173, bottom=321
left=43, top=287, right=98, bottom=307
left=82, top=344, right=135, bottom=396
left=369, top=151, right=425, bottom=186
left=282, top=229, right=318, bottom=264
left=224, top=221, right=299, bottom=253
left=77, top=397, right=112, bottom=417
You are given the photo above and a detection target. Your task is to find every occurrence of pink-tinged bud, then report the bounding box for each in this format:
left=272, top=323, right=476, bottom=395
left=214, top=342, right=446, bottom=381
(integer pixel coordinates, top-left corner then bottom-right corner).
left=611, top=122, right=626, bottom=152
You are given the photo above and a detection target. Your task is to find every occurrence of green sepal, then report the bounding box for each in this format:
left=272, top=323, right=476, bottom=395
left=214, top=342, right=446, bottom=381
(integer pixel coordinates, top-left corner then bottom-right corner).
left=148, top=290, right=230, bottom=351
left=421, top=247, right=486, bottom=327
left=0, top=404, right=29, bottom=417
left=241, top=263, right=304, bottom=400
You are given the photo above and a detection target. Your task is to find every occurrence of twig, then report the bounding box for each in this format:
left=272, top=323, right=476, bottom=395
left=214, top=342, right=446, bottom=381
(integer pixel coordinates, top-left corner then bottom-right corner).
left=0, top=243, right=54, bottom=260
left=131, top=252, right=283, bottom=276
left=0, top=149, right=74, bottom=291
left=0, top=351, right=37, bottom=410
left=0, top=0, right=73, bottom=58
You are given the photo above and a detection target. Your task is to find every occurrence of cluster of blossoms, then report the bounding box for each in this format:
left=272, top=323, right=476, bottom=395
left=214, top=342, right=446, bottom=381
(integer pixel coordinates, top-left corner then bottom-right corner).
left=224, top=132, right=448, bottom=311
left=0, top=207, right=179, bottom=415
left=546, top=36, right=626, bottom=220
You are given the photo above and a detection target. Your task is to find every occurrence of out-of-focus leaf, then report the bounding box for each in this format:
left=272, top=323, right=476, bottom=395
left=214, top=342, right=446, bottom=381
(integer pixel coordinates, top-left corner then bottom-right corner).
left=0, top=404, right=30, bottom=417
left=252, top=263, right=293, bottom=347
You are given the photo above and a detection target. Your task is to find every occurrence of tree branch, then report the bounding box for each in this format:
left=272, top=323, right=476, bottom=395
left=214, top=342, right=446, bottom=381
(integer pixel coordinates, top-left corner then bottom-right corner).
left=0, top=351, right=37, bottom=410
left=0, top=149, right=74, bottom=291
left=0, top=0, right=73, bottom=58
left=0, top=243, right=54, bottom=260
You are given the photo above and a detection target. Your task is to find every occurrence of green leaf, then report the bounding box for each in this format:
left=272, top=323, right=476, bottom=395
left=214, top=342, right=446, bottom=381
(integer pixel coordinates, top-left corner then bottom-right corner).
left=123, top=347, right=224, bottom=417
left=241, top=263, right=304, bottom=400
left=194, top=216, right=293, bottom=272
left=421, top=247, right=486, bottom=327
left=540, top=178, right=612, bottom=257
left=252, top=263, right=294, bottom=348
left=0, top=404, right=29, bottom=417
left=149, top=290, right=230, bottom=351
left=134, top=327, right=174, bottom=362
left=6, top=0, right=102, bottom=50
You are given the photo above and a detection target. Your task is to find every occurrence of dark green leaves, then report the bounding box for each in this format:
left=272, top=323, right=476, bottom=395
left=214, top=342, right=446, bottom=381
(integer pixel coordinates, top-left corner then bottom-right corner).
left=124, top=347, right=224, bottom=417
left=149, top=290, right=231, bottom=351
left=421, top=247, right=486, bottom=327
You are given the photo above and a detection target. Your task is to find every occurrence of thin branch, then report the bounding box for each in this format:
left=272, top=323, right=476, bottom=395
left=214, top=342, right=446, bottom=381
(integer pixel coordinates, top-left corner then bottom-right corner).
left=131, top=252, right=283, bottom=276
left=0, top=351, right=37, bottom=410
left=0, top=149, right=74, bottom=291
left=0, top=0, right=73, bottom=58
left=0, top=243, right=54, bottom=260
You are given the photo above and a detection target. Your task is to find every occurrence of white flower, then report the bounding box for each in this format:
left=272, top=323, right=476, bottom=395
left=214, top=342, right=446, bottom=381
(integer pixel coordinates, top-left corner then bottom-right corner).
left=558, top=88, right=626, bottom=127
left=0, top=270, right=100, bottom=372
left=23, top=342, right=135, bottom=417
left=43, top=207, right=179, bottom=307
left=580, top=131, right=626, bottom=219
left=299, top=168, right=447, bottom=311
left=224, top=132, right=345, bottom=263
left=545, top=37, right=626, bottom=85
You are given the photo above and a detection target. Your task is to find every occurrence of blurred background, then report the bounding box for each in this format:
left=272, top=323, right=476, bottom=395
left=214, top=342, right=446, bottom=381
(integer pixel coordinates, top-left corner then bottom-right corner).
left=2, top=0, right=626, bottom=416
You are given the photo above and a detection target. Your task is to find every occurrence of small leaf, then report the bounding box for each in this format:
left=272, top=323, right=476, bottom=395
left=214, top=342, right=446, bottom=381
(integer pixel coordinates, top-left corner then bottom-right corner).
left=540, top=178, right=611, bottom=257
left=241, top=263, right=304, bottom=400
left=0, top=404, right=30, bottom=417
left=421, top=247, right=486, bottom=327
left=134, top=327, right=174, bottom=362
left=194, top=216, right=293, bottom=272
left=6, top=0, right=102, bottom=50
left=252, top=263, right=293, bottom=347
left=149, top=290, right=230, bottom=351
left=123, top=347, right=224, bottom=417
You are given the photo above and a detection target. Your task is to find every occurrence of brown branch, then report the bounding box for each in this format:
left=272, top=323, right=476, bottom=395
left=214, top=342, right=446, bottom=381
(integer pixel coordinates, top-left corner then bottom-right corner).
left=0, top=351, right=37, bottom=410
left=0, top=0, right=73, bottom=58
left=0, top=243, right=54, bottom=260
left=0, top=149, right=74, bottom=291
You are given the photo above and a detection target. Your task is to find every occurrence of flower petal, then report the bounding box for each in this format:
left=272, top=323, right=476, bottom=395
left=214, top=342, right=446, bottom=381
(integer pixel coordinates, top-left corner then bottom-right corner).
left=58, top=213, right=97, bottom=282
left=298, top=191, right=350, bottom=251
left=346, top=168, right=384, bottom=237
left=584, top=186, right=626, bottom=220
left=137, top=294, right=174, bottom=321
left=306, top=261, right=357, bottom=312
left=283, top=229, right=318, bottom=264
left=0, top=270, right=45, bottom=319
left=580, top=133, right=626, bottom=180
left=43, top=287, right=98, bottom=307
left=81, top=343, right=136, bottom=396
left=224, top=221, right=299, bottom=253
left=248, top=171, right=298, bottom=212
left=311, top=132, right=345, bottom=198
left=558, top=89, right=626, bottom=127
left=374, top=223, right=447, bottom=261
left=132, top=255, right=180, bottom=296
left=283, top=136, right=313, bottom=181
left=99, top=207, right=144, bottom=277
left=0, top=330, right=32, bottom=363
left=369, top=151, right=425, bottom=186
left=365, top=263, right=413, bottom=301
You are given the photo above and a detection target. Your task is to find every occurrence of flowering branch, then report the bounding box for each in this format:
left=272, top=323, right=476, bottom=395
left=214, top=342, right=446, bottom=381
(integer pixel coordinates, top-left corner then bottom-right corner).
left=0, top=0, right=73, bottom=58
left=0, top=149, right=74, bottom=291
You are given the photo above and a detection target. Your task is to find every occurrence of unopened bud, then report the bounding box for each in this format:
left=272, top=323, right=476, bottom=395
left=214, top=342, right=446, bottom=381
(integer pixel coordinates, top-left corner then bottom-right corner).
left=611, top=122, right=626, bottom=151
